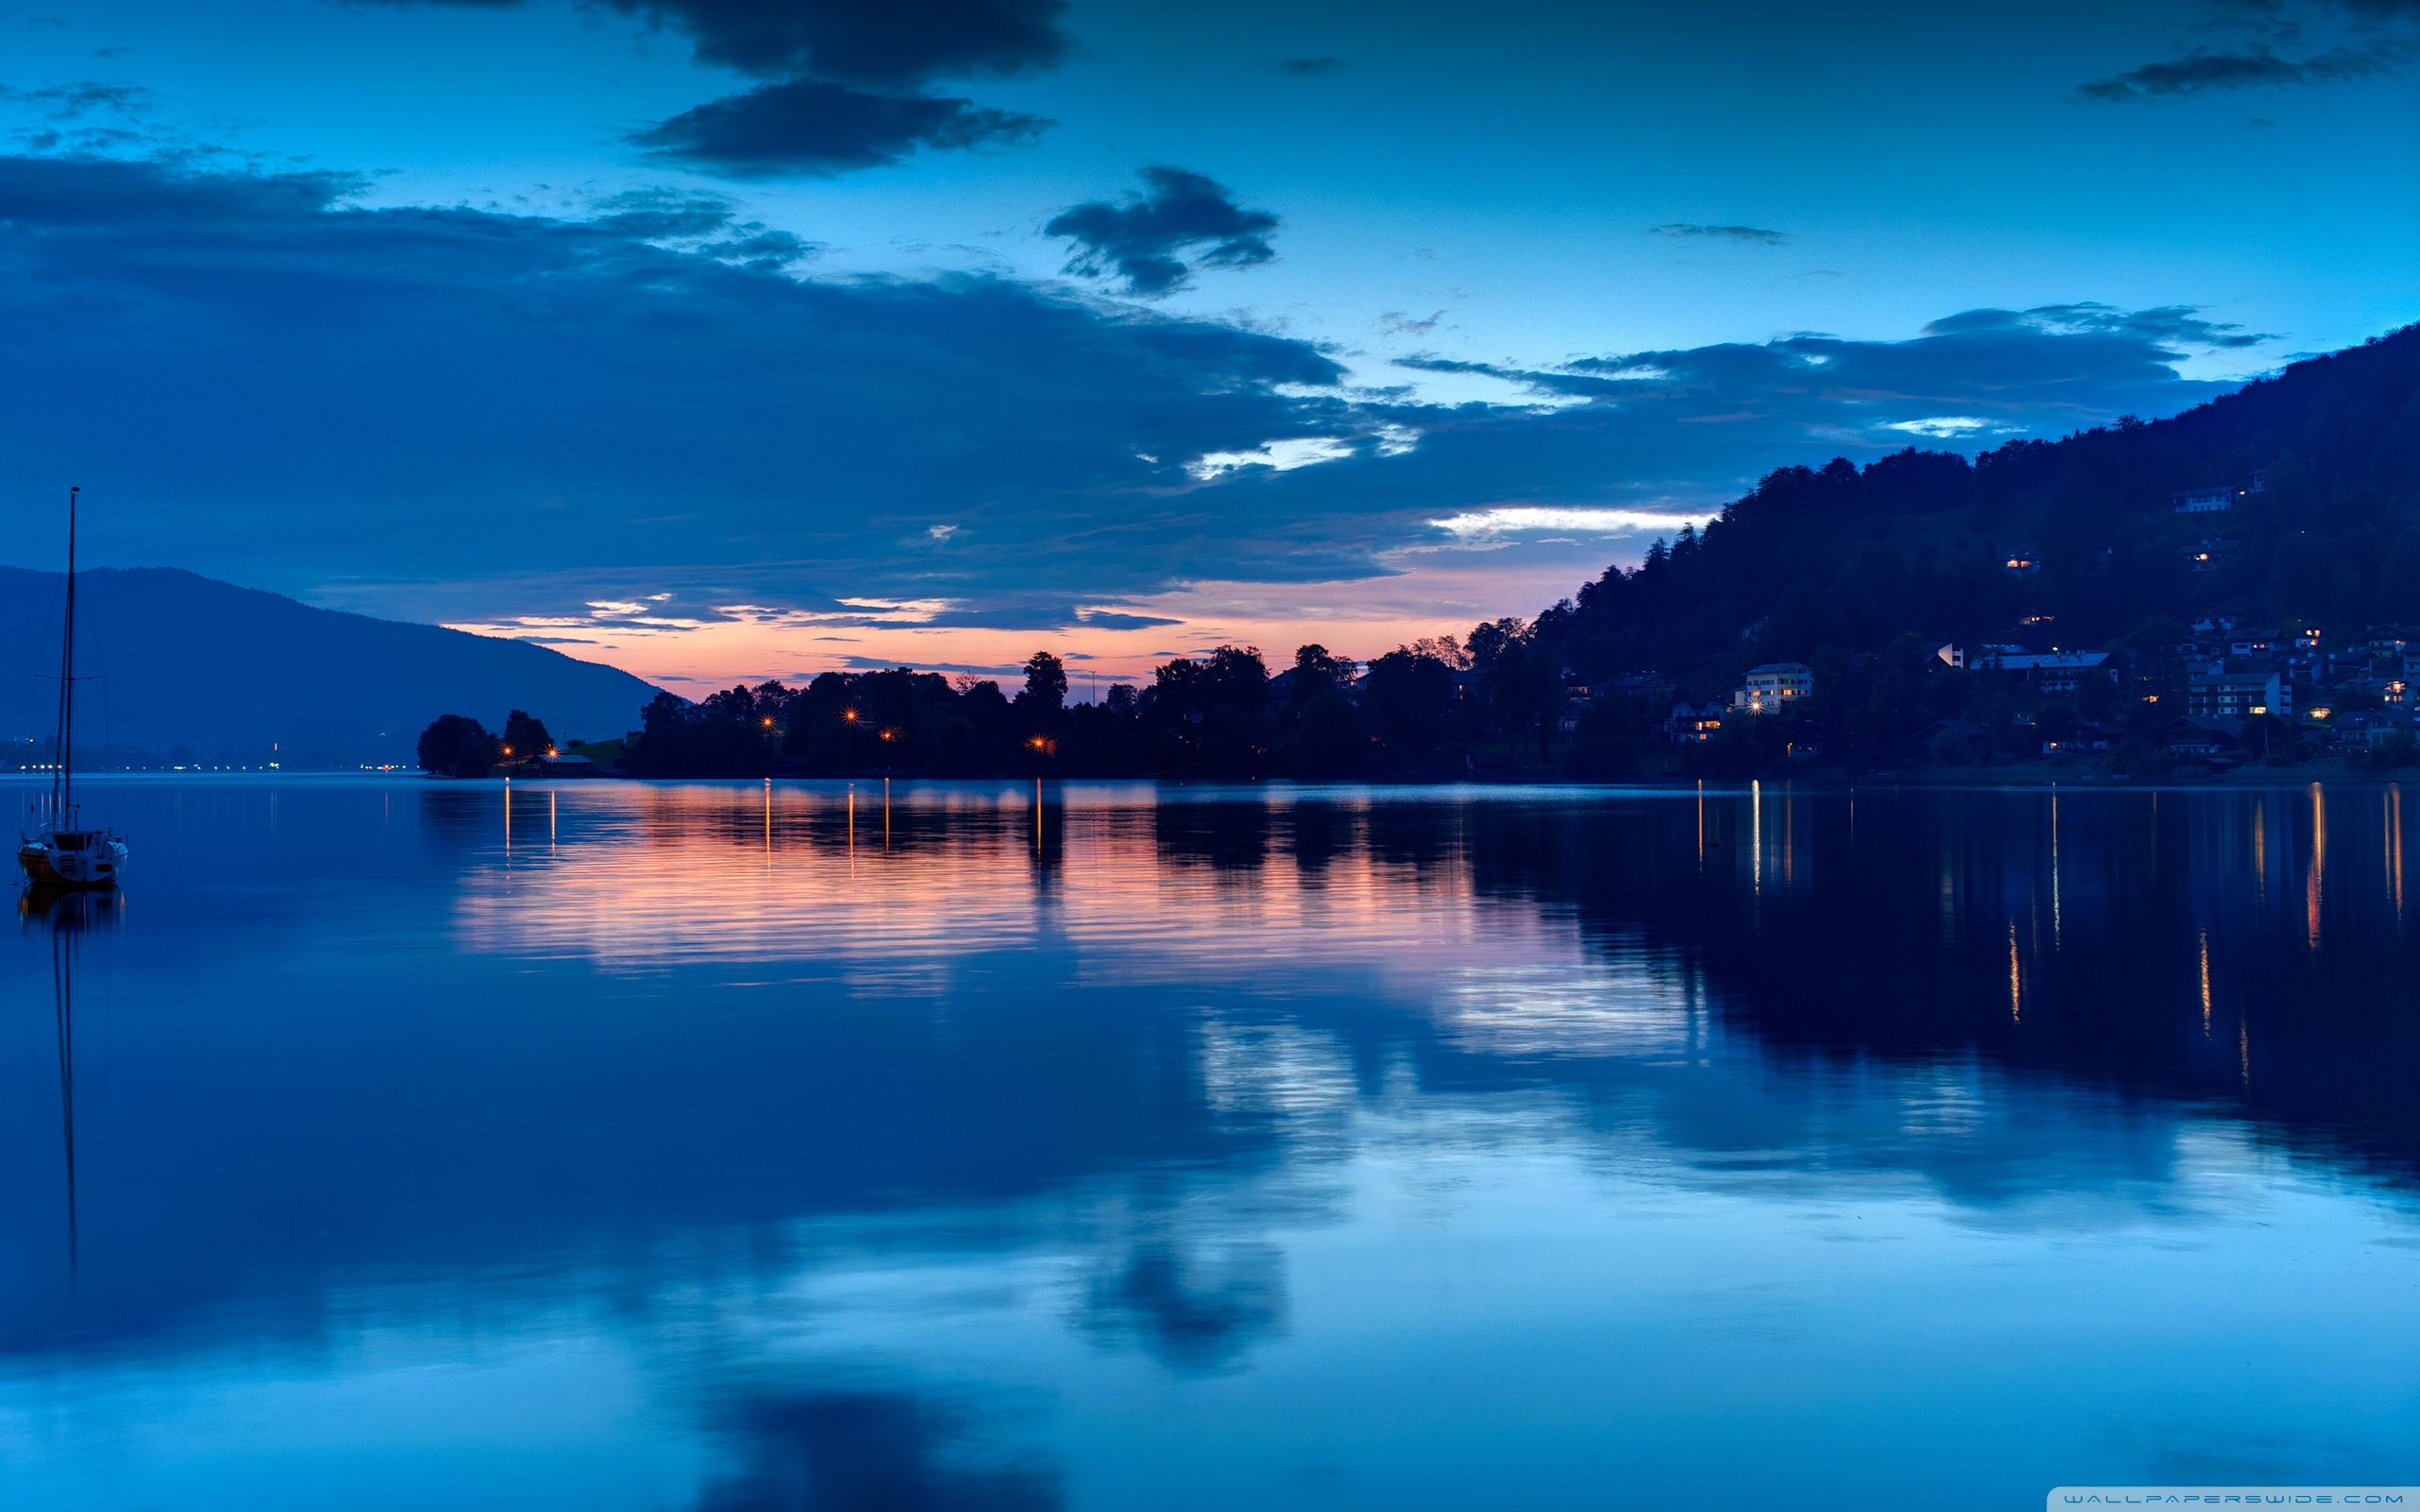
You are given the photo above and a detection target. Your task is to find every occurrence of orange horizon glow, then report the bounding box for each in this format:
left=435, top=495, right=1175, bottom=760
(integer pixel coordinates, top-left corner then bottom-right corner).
left=441, top=551, right=1611, bottom=696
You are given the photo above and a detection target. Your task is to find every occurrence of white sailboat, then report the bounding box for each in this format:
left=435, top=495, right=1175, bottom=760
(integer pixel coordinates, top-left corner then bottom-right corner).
left=18, top=487, right=128, bottom=891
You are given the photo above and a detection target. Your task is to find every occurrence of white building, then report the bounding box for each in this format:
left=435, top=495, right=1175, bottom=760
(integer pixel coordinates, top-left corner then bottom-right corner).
left=2171, top=487, right=2238, bottom=514
left=1732, top=662, right=1813, bottom=714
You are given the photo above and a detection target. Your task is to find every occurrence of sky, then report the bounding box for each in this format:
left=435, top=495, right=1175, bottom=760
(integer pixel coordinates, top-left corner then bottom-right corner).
left=0, top=0, right=2412, bottom=694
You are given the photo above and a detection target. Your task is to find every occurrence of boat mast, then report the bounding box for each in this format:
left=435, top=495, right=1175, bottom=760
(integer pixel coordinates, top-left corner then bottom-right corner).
left=50, top=486, right=77, bottom=823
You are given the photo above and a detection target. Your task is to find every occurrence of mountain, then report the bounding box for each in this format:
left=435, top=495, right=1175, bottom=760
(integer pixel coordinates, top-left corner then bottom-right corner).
left=1547, top=323, right=2420, bottom=687
left=0, top=566, right=663, bottom=765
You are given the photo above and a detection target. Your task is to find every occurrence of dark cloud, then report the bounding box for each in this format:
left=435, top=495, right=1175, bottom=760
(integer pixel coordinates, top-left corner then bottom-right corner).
left=1077, top=610, right=1182, bottom=630
left=352, top=0, right=1069, bottom=82
left=1377, top=309, right=1444, bottom=336
left=600, top=0, right=1070, bottom=85
left=2077, top=41, right=2407, bottom=99
left=1649, top=222, right=1788, bottom=245
left=1270, top=55, right=1344, bottom=74
left=352, top=0, right=1072, bottom=176
left=631, top=77, right=1045, bottom=176
left=1045, top=165, right=1279, bottom=297
left=1922, top=301, right=2273, bottom=351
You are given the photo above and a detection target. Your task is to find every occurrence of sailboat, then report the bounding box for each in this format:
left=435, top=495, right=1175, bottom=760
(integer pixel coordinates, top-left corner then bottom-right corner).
left=17, top=487, right=128, bottom=890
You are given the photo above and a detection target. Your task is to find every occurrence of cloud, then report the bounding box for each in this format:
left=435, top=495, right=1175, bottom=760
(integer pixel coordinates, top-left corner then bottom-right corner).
left=1076, top=608, right=1182, bottom=630
left=1431, top=507, right=1720, bottom=540
left=2077, top=41, right=2407, bottom=99
left=589, top=185, right=738, bottom=238
left=353, top=0, right=1071, bottom=176
left=1879, top=415, right=1993, bottom=438
left=585, top=186, right=824, bottom=265
left=1378, top=309, right=1444, bottom=336
left=631, top=77, right=1046, bottom=175
left=1649, top=222, right=1789, bottom=245
left=0, top=78, right=151, bottom=120
left=1922, top=301, right=2273, bottom=351
left=1186, top=436, right=1353, bottom=479
left=354, top=0, right=1070, bottom=84
left=0, top=151, right=1347, bottom=630
left=1046, top=165, right=1279, bottom=297
left=1270, top=56, right=1343, bottom=74
left=599, top=0, right=1070, bottom=85
left=0, top=152, right=2265, bottom=650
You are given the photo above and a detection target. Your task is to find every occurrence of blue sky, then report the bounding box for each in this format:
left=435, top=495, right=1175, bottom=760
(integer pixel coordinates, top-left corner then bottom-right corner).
left=0, top=0, right=2411, bottom=689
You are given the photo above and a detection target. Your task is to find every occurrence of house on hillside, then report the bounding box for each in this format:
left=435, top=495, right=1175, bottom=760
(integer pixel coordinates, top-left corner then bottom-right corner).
left=2157, top=715, right=2246, bottom=761
left=2330, top=676, right=2396, bottom=709
left=1731, top=662, right=1813, bottom=714
left=2360, top=626, right=2415, bottom=661
left=2333, top=709, right=2420, bottom=748
left=2170, top=472, right=2266, bottom=515
left=2189, top=667, right=2289, bottom=718
left=1978, top=649, right=2118, bottom=695
left=2039, top=719, right=2118, bottom=756
left=1665, top=701, right=1725, bottom=745
left=1600, top=671, right=1676, bottom=706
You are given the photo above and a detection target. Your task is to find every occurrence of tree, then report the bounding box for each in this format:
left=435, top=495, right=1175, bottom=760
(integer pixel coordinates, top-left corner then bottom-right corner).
left=1020, top=650, right=1068, bottom=713
left=417, top=714, right=498, bottom=779
left=1362, top=647, right=1458, bottom=764
left=500, top=709, right=552, bottom=761
left=1288, top=644, right=1357, bottom=704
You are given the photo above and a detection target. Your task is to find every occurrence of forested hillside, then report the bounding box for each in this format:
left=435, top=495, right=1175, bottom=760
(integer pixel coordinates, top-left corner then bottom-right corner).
left=1549, top=323, right=2420, bottom=688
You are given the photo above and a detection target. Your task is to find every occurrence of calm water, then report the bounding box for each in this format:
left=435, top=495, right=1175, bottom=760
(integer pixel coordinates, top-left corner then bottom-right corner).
left=4, top=777, right=2417, bottom=1508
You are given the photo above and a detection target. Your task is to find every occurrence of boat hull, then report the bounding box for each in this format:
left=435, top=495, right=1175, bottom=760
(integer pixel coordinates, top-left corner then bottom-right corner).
left=17, top=839, right=126, bottom=890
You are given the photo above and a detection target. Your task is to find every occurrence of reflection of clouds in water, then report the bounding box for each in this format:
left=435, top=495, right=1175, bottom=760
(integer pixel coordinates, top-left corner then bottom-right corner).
left=1078, top=1239, right=1288, bottom=1373
left=1199, top=1018, right=1357, bottom=1119
left=695, top=1386, right=1062, bottom=1512
left=1431, top=958, right=1697, bottom=1059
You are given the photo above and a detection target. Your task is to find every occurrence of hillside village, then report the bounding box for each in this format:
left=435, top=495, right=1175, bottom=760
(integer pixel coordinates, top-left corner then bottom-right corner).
left=1554, top=464, right=2420, bottom=775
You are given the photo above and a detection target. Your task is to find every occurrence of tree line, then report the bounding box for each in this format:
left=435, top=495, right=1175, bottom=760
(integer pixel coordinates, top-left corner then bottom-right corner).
left=608, top=634, right=1564, bottom=780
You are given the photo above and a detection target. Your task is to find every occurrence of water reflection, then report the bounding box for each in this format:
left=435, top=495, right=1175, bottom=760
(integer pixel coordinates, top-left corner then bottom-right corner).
left=21, top=886, right=116, bottom=1282
left=1, top=778, right=2415, bottom=1508
left=431, top=781, right=2420, bottom=1182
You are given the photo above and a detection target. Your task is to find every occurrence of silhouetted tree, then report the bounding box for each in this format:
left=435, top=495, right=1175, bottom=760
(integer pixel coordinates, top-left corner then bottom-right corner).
left=1288, top=644, right=1357, bottom=704
left=417, top=713, right=498, bottom=779
left=1020, top=651, right=1068, bottom=713
left=500, top=709, right=552, bottom=761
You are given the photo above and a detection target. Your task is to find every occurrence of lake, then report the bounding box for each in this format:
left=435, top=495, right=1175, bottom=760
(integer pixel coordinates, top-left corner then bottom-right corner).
left=4, top=777, right=2416, bottom=1507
